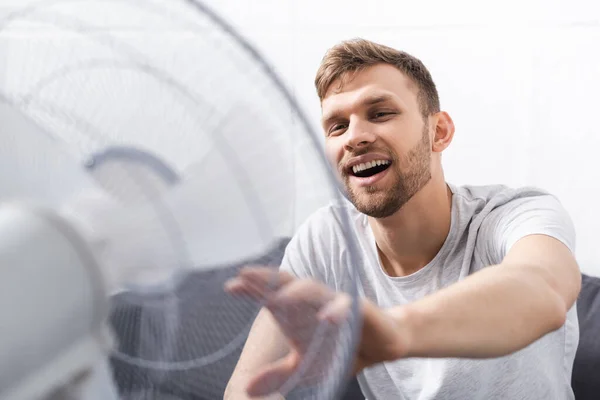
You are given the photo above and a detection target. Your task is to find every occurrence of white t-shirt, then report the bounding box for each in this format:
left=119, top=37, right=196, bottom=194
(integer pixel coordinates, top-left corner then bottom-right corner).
left=281, top=183, right=579, bottom=400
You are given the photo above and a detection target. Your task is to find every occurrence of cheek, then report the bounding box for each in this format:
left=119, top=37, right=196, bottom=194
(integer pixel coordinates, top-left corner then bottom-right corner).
left=382, top=122, right=424, bottom=157
left=324, top=140, right=343, bottom=168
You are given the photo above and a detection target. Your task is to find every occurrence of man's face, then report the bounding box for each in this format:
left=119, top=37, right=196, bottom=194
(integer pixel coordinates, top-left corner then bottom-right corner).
left=321, top=64, right=433, bottom=218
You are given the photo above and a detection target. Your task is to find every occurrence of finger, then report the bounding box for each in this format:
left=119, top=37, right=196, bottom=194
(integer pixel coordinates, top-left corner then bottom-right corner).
left=224, top=276, right=278, bottom=303
left=270, top=279, right=335, bottom=312
left=223, top=277, right=255, bottom=296
left=246, top=352, right=299, bottom=398
left=239, top=266, right=295, bottom=287
left=264, top=281, right=337, bottom=344
left=229, top=267, right=295, bottom=304
left=317, top=293, right=352, bottom=325
left=225, top=265, right=287, bottom=294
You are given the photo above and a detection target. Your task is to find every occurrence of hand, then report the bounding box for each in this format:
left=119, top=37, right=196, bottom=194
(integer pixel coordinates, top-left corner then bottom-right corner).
left=225, top=266, right=349, bottom=397
left=225, top=266, right=411, bottom=397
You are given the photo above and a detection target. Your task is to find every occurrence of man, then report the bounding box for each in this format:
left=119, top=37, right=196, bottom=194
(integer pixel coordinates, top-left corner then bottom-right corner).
left=224, top=38, right=581, bottom=399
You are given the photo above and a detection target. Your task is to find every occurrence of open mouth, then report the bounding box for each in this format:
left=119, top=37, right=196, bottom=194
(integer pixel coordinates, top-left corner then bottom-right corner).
left=350, top=160, right=391, bottom=178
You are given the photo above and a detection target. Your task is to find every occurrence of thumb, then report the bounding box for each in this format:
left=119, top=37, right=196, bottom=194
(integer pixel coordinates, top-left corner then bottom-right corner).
left=246, top=352, right=299, bottom=397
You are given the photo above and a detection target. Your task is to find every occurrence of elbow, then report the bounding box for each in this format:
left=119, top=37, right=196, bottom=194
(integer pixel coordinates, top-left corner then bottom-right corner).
left=536, top=269, right=578, bottom=333
left=549, top=304, right=567, bottom=332
left=554, top=271, right=581, bottom=331
left=546, top=288, right=573, bottom=332
left=538, top=262, right=581, bottom=332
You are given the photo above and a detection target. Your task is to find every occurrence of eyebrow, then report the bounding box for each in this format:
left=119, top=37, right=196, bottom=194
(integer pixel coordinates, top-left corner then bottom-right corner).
left=363, top=94, right=394, bottom=106
left=321, top=94, right=395, bottom=127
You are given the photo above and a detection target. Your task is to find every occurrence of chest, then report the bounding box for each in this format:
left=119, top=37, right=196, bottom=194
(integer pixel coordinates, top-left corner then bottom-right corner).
left=344, top=234, right=483, bottom=307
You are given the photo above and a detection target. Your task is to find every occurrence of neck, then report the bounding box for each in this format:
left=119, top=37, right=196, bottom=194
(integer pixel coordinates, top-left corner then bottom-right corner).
left=369, top=174, right=453, bottom=277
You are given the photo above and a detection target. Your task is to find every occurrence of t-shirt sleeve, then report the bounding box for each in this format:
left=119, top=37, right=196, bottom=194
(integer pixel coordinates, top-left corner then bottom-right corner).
left=279, top=231, right=312, bottom=279
left=477, top=193, right=577, bottom=265
left=278, top=209, right=329, bottom=283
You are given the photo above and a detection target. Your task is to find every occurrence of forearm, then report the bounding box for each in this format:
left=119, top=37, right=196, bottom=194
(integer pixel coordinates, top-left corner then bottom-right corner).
left=225, top=309, right=289, bottom=399
left=393, top=262, right=570, bottom=359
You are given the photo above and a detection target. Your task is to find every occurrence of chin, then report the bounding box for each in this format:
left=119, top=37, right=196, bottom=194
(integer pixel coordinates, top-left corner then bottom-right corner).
left=358, top=203, right=401, bottom=219
left=349, top=193, right=403, bottom=219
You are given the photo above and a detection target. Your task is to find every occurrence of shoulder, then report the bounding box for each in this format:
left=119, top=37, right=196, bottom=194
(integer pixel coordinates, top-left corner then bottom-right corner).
left=454, top=183, right=576, bottom=263
left=455, top=183, right=571, bottom=226
left=450, top=183, right=554, bottom=207
left=280, top=196, right=364, bottom=279
left=451, top=183, right=571, bottom=225
left=294, top=196, right=364, bottom=239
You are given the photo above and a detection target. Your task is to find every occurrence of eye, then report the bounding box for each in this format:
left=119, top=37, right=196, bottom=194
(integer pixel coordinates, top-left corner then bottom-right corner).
left=328, top=123, right=348, bottom=136
left=371, top=111, right=395, bottom=120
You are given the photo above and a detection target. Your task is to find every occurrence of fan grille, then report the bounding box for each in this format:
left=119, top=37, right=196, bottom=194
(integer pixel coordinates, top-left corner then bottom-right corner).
left=0, top=1, right=361, bottom=399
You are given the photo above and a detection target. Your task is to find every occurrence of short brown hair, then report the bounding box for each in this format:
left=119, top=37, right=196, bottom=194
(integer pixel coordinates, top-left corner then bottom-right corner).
left=315, top=38, right=440, bottom=116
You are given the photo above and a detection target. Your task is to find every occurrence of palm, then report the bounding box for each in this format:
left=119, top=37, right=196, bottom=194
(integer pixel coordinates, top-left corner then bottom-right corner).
left=225, top=267, right=352, bottom=397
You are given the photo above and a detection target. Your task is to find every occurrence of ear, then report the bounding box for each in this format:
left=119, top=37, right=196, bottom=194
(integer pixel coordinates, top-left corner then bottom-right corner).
left=431, top=111, right=455, bottom=153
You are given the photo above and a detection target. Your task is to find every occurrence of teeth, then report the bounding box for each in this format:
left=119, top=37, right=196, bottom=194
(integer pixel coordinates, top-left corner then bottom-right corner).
left=351, top=159, right=390, bottom=174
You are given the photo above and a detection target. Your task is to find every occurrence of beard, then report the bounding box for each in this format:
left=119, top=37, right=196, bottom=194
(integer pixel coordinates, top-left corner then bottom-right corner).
left=342, top=126, right=432, bottom=218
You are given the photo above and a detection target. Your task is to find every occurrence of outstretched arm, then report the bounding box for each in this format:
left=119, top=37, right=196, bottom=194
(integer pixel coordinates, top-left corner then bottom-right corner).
left=228, top=234, right=581, bottom=390
left=380, top=234, right=581, bottom=362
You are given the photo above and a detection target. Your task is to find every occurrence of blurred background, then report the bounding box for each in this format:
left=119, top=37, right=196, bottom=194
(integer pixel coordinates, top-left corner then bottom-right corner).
left=187, top=0, right=600, bottom=276
left=1, top=0, right=599, bottom=275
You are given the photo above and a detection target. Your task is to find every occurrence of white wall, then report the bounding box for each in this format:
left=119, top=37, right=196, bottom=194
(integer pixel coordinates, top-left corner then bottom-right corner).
left=201, top=0, right=600, bottom=276
left=1, top=0, right=599, bottom=275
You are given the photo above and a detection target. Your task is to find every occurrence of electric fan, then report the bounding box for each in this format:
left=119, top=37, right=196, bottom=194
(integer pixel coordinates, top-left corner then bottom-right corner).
left=0, top=1, right=362, bottom=399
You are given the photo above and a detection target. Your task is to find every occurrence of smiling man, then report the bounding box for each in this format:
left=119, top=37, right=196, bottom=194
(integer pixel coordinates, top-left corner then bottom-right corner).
left=224, top=38, right=581, bottom=400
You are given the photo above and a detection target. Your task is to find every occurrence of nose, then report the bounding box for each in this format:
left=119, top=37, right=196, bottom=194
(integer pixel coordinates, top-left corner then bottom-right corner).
left=344, top=119, right=376, bottom=151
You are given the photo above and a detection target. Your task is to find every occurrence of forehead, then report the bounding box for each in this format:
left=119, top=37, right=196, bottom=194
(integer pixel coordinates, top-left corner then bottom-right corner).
left=321, top=64, right=419, bottom=116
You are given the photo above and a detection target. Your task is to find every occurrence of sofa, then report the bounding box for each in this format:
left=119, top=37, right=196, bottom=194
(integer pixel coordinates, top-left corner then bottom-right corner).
left=571, top=273, right=600, bottom=399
